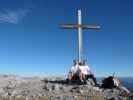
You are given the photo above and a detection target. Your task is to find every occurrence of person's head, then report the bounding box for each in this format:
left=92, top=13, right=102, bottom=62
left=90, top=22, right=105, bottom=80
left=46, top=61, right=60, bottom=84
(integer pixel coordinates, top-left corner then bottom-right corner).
left=73, top=60, right=78, bottom=65
left=78, top=62, right=82, bottom=65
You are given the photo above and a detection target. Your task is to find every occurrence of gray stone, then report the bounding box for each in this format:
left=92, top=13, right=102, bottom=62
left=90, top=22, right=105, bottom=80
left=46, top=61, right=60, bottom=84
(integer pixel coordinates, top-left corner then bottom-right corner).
left=0, top=74, right=130, bottom=99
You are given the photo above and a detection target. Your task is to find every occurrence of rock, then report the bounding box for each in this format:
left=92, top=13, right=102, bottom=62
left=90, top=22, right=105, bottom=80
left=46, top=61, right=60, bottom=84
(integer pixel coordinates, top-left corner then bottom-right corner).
left=0, top=88, right=5, bottom=95
left=86, top=78, right=95, bottom=85
left=119, top=86, right=130, bottom=94
left=93, top=86, right=102, bottom=92
left=0, top=74, right=130, bottom=99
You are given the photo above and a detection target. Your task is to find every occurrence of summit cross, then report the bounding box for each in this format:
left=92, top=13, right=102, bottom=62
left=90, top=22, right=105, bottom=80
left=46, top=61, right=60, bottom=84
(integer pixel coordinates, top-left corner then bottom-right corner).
left=61, top=9, right=100, bottom=63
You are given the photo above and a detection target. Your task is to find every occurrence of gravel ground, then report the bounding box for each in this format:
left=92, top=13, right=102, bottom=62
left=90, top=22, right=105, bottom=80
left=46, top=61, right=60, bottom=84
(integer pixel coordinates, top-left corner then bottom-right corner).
left=0, top=75, right=131, bottom=100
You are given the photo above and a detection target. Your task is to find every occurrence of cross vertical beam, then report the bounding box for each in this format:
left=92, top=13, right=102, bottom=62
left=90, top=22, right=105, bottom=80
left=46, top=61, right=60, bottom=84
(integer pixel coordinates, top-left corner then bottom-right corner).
left=77, top=9, right=82, bottom=62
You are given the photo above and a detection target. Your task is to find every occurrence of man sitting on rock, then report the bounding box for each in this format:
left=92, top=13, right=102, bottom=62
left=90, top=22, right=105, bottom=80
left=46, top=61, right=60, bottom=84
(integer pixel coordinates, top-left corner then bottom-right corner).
left=67, top=60, right=97, bottom=85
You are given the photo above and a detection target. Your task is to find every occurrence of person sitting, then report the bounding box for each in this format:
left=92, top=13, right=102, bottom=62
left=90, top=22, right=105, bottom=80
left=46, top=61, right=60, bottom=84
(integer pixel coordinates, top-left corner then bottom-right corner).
left=67, top=60, right=97, bottom=85
left=101, top=76, right=121, bottom=89
left=67, top=61, right=80, bottom=83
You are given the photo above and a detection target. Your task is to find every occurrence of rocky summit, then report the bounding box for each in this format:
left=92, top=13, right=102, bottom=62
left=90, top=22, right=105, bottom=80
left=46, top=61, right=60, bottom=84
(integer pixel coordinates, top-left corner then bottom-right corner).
left=0, top=75, right=132, bottom=100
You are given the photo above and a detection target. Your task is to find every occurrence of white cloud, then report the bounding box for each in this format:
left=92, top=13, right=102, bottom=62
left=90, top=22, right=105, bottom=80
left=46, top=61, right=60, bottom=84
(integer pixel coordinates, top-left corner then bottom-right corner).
left=0, top=9, right=30, bottom=24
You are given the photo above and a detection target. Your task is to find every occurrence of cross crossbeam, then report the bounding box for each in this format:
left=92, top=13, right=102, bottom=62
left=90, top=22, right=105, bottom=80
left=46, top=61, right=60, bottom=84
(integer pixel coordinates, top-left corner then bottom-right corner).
left=61, top=24, right=100, bottom=29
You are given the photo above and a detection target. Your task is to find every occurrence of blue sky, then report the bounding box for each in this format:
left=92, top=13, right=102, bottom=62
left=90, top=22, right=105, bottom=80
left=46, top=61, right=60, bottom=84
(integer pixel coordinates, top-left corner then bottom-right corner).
left=0, top=0, right=133, bottom=77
